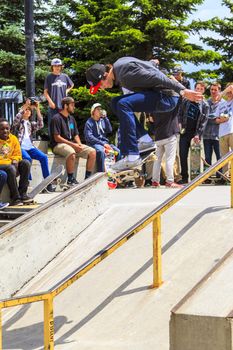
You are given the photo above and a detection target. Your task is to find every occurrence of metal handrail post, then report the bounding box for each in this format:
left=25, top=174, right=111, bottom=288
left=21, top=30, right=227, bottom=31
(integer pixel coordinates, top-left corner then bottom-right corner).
left=0, top=307, right=2, bottom=350
left=152, top=215, right=162, bottom=288
left=44, top=295, right=54, bottom=350
left=231, top=159, right=233, bottom=208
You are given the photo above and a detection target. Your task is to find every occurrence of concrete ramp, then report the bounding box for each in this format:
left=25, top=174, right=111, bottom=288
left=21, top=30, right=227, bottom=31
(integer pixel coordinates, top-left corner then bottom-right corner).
left=2, top=186, right=233, bottom=350
left=0, top=173, right=108, bottom=299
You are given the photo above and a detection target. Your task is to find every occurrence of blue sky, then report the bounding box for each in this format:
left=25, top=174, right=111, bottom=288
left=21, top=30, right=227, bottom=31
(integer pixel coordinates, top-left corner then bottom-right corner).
left=183, top=0, right=230, bottom=73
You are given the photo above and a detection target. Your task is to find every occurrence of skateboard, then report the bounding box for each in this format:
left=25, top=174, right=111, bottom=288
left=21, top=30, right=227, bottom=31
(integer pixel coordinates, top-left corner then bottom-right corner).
left=108, top=147, right=157, bottom=188
left=28, top=164, right=64, bottom=199
left=190, top=143, right=201, bottom=180
left=201, top=157, right=230, bottom=184
left=105, top=149, right=119, bottom=189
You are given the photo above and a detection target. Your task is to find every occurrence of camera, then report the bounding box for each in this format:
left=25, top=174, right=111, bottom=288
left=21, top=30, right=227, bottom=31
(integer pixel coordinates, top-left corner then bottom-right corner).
left=28, top=96, right=39, bottom=106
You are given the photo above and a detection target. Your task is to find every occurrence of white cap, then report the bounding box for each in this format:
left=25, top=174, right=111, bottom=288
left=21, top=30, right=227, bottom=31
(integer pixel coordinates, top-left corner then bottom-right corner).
left=91, top=103, right=102, bottom=115
left=51, top=58, right=63, bottom=66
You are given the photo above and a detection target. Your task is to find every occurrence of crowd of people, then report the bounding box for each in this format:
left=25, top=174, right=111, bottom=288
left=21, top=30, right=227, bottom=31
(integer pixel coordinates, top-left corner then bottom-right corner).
left=0, top=57, right=232, bottom=208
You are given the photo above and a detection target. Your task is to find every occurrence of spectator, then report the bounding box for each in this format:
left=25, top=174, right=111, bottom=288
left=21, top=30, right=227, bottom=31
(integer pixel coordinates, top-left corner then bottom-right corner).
left=0, top=118, right=32, bottom=205
left=50, top=97, right=96, bottom=185
left=171, top=66, right=191, bottom=89
left=44, top=58, right=74, bottom=134
left=84, top=103, right=120, bottom=172
left=0, top=170, right=9, bottom=209
left=86, top=57, right=202, bottom=172
left=151, top=104, right=183, bottom=188
left=12, top=99, right=55, bottom=192
left=203, top=82, right=224, bottom=178
left=178, top=81, right=209, bottom=184
left=215, top=83, right=233, bottom=177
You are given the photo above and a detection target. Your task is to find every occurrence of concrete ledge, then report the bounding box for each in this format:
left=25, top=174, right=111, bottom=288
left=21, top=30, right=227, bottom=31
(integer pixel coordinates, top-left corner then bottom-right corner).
left=0, top=174, right=108, bottom=299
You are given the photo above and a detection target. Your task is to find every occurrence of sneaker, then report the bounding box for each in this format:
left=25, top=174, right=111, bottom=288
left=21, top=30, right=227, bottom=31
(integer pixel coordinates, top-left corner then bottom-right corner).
left=46, top=183, right=56, bottom=193
left=165, top=182, right=184, bottom=188
left=138, top=141, right=156, bottom=152
left=11, top=198, right=24, bottom=206
left=67, top=177, right=79, bottom=186
left=111, top=157, right=142, bottom=172
left=0, top=201, right=9, bottom=210
left=152, top=181, right=160, bottom=187
left=177, top=179, right=188, bottom=184
left=20, top=194, right=34, bottom=204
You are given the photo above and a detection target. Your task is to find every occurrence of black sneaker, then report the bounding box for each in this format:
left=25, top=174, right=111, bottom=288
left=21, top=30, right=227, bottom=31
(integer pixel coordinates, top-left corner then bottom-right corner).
left=20, top=194, right=34, bottom=204
left=67, top=177, right=79, bottom=186
left=177, top=179, right=189, bottom=184
left=11, top=198, right=24, bottom=206
left=45, top=183, right=56, bottom=193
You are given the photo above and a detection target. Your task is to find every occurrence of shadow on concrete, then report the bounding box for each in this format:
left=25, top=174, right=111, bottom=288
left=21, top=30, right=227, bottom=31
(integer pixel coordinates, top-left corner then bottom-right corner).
left=3, top=205, right=228, bottom=348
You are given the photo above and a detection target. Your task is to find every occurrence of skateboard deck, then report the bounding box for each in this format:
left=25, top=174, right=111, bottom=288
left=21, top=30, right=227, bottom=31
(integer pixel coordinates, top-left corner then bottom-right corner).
left=190, top=143, right=201, bottom=180
left=28, top=164, right=64, bottom=199
left=108, top=150, right=157, bottom=188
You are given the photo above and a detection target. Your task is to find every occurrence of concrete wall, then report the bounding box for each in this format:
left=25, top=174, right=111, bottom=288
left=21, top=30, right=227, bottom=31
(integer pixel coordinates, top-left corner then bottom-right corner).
left=0, top=174, right=108, bottom=299
left=170, top=314, right=233, bottom=350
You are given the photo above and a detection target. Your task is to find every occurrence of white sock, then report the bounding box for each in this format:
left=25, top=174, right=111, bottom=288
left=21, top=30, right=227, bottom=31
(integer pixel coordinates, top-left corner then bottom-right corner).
left=127, top=155, right=140, bottom=161
left=138, top=134, right=153, bottom=143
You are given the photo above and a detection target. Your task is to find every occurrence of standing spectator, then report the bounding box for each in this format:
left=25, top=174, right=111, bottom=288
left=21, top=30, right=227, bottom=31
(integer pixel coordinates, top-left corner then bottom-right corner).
left=50, top=97, right=96, bottom=185
left=12, top=99, right=55, bottom=192
left=84, top=103, right=120, bottom=172
left=44, top=58, right=74, bottom=134
left=178, top=81, right=209, bottom=184
left=151, top=104, right=183, bottom=188
left=86, top=57, right=202, bottom=172
left=0, top=118, right=32, bottom=205
left=0, top=170, right=9, bottom=209
left=171, top=66, right=191, bottom=89
left=215, top=83, right=233, bottom=176
left=203, top=82, right=223, bottom=177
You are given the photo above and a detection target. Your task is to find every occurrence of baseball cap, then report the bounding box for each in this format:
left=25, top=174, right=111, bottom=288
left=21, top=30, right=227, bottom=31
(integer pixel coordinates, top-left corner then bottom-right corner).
left=91, top=103, right=102, bottom=115
left=172, top=66, right=183, bottom=74
left=51, top=58, right=63, bottom=66
left=86, top=64, right=106, bottom=94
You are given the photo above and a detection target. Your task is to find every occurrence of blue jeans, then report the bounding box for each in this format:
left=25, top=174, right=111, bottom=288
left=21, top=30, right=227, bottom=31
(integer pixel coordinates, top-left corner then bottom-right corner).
left=22, top=148, right=50, bottom=179
left=111, top=92, right=179, bottom=156
left=94, top=144, right=121, bottom=172
left=0, top=170, right=7, bottom=193
left=179, top=133, right=193, bottom=181
left=203, top=139, right=222, bottom=177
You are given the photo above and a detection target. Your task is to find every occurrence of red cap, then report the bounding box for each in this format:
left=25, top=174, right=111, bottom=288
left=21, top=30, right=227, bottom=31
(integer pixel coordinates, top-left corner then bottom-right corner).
left=90, top=81, right=101, bottom=95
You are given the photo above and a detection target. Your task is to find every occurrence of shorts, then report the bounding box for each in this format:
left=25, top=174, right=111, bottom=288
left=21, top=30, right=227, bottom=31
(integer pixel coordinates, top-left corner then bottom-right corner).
left=53, top=143, right=94, bottom=160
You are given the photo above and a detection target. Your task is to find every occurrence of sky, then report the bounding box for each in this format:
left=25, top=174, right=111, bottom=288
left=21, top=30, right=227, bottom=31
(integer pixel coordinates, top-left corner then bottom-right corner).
left=183, top=0, right=230, bottom=73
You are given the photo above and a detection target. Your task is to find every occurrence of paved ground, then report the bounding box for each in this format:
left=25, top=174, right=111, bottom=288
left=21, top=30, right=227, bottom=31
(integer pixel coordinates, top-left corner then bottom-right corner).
left=2, top=185, right=233, bottom=350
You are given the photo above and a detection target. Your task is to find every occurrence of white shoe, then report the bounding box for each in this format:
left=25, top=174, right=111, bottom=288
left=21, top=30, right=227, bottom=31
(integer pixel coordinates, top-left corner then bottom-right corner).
left=111, top=157, right=142, bottom=171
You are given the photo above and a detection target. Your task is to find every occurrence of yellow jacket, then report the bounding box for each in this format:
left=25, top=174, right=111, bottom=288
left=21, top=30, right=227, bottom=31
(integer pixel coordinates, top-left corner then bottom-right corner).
left=0, top=134, right=22, bottom=165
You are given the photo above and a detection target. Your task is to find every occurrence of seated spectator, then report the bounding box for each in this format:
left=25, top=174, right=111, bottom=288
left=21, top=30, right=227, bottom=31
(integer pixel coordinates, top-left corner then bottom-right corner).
left=84, top=103, right=120, bottom=172
left=0, top=170, right=9, bottom=209
left=12, top=99, right=55, bottom=192
left=0, top=118, right=32, bottom=205
left=50, top=97, right=96, bottom=185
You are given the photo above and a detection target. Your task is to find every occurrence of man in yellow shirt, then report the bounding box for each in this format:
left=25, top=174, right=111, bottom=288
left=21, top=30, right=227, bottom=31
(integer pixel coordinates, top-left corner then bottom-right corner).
left=0, top=118, right=32, bottom=205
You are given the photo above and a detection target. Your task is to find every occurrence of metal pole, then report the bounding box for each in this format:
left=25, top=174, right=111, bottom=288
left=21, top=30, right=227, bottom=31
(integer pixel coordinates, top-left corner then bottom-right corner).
left=0, top=308, right=2, bottom=350
left=44, top=296, right=54, bottom=350
left=24, top=0, right=35, bottom=97
left=152, top=215, right=162, bottom=288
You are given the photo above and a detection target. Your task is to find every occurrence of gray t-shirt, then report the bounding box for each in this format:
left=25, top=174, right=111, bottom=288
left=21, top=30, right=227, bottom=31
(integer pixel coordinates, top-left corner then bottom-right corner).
left=44, top=73, right=73, bottom=109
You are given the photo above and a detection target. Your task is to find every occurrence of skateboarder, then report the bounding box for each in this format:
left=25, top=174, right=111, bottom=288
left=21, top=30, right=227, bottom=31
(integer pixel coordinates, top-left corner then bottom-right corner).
left=0, top=118, right=32, bottom=205
left=84, top=103, right=120, bottom=172
left=86, top=57, right=203, bottom=172
left=178, top=81, right=209, bottom=184
left=50, top=97, right=96, bottom=185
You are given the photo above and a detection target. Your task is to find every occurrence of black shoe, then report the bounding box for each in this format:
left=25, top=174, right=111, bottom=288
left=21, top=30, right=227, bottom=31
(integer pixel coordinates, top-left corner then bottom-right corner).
left=11, top=198, right=24, bottom=206
left=46, top=183, right=56, bottom=193
left=67, top=177, right=79, bottom=186
left=21, top=194, right=34, bottom=204
left=177, top=179, right=188, bottom=184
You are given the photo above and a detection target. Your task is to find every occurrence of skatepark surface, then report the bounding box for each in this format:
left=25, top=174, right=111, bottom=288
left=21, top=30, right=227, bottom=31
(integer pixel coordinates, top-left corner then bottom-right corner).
left=2, top=184, right=233, bottom=350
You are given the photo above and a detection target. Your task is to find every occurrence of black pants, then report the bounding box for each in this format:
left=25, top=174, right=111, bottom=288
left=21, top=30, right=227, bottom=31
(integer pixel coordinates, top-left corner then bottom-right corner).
left=179, top=133, right=194, bottom=181
left=0, top=160, right=31, bottom=200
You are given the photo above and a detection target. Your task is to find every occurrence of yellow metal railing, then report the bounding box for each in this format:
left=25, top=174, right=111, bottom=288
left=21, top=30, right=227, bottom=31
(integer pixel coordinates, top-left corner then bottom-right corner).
left=1, top=150, right=233, bottom=350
